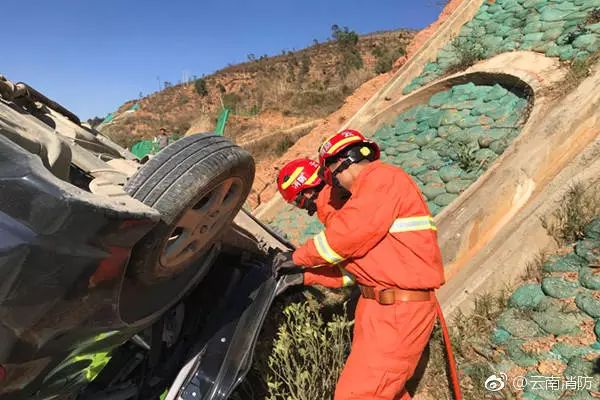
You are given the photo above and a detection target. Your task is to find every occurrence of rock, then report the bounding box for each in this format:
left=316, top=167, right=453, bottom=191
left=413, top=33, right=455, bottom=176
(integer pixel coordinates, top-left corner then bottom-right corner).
left=395, top=142, right=420, bottom=153
left=446, top=179, right=473, bottom=194
left=491, top=328, right=512, bottom=345
left=584, top=219, right=600, bottom=241
left=421, top=182, right=447, bottom=201
left=509, top=284, right=547, bottom=310
left=531, top=311, right=582, bottom=335
left=433, top=193, right=458, bottom=207
left=498, top=309, right=544, bottom=338
left=542, top=277, right=580, bottom=298
left=543, top=253, right=587, bottom=273
left=575, top=291, right=600, bottom=318
left=439, top=165, right=463, bottom=182
left=576, top=239, right=600, bottom=264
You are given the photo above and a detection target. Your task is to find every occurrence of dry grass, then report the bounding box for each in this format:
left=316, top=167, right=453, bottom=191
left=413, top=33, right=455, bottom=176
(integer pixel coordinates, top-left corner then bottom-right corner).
left=549, top=50, right=600, bottom=98
left=541, top=182, right=600, bottom=246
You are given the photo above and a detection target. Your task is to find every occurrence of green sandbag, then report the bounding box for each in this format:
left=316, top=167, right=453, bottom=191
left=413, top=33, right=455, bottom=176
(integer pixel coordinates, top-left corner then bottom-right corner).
left=418, top=170, right=444, bottom=184
left=416, top=121, right=429, bottom=133
left=415, top=106, right=439, bottom=123
left=497, top=309, right=544, bottom=339
left=478, top=128, right=511, bottom=147
left=584, top=218, right=600, bottom=240
left=483, top=84, right=508, bottom=102
left=531, top=310, right=582, bottom=335
left=422, top=182, right=447, bottom=200
left=433, top=193, right=458, bottom=207
left=394, top=150, right=420, bottom=164
left=575, top=291, right=600, bottom=318
left=505, top=338, right=539, bottom=367
left=542, top=253, right=587, bottom=273
left=437, top=124, right=461, bottom=139
left=427, top=202, right=442, bottom=216
left=395, top=120, right=418, bottom=134
left=439, top=165, right=463, bottom=182
left=551, top=343, right=595, bottom=360
left=395, top=142, right=420, bottom=153
left=541, top=277, right=580, bottom=298
left=385, top=147, right=399, bottom=156
left=426, top=159, right=448, bottom=170
left=489, top=139, right=510, bottom=155
left=573, top=34, right=600, bottom=53
left=445, top=179, right=473, bottom=194
left=418, top=148, right=440, bottom=162
left=575, top=239, right=600, bottom=264
left=564, top=357, right=597, bottom=383
left=415, top=130, right=438, bottom=147
left=579, top=268, right=600, bottom=290
left=490, top=328, right=512, bottom=345
left=509, top=284, right=547, bottom=310
left=475, top=148, right=497, bottom=163
left=428, top=90, right=452, bottom=107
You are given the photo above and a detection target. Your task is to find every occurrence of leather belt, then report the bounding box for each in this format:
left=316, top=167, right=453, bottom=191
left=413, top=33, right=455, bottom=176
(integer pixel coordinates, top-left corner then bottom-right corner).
left=359, top=284, right=433, bottom=305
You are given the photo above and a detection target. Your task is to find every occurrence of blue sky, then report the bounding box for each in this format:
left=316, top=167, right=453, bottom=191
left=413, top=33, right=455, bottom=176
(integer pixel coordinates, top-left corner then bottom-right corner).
left=2, top=1, right=443, bottom=119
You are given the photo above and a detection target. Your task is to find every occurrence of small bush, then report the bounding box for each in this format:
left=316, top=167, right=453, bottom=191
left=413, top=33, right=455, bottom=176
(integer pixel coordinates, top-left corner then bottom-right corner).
left=446, top=33, right=487, bottom=74
left=265, top=301, right=353, bottom=400
left=452, top=142, right=483, bottom=173
left=550, top=50, right=599, bottom=98
left=541, top=182, right=600, bottom=245
left=222, top=93, right=242, bottom=112
left=586, top=7, right=600, bottom=24
left=194, top=78, right=208, bottom=96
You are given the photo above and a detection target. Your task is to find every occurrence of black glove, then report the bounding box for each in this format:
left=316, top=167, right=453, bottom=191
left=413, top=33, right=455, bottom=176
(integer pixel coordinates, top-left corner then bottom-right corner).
left=275, top=273, right=304, bottom=296
left=271, top=251, right=297, bottom=277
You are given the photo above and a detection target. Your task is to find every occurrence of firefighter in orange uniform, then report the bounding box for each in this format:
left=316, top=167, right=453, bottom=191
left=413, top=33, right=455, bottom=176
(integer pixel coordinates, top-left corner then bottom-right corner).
left=273, top=131, right=445, bottom=399
left=276, top=158, right=355, bottom=290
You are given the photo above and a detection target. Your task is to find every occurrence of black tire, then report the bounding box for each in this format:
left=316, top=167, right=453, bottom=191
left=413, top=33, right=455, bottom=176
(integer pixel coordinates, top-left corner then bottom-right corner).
left=124, top=134, right=254, bottom=285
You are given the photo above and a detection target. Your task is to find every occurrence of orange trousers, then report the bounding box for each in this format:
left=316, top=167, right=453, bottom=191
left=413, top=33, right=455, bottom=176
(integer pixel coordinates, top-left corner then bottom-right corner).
left=334, top=297, right=436, bottom=400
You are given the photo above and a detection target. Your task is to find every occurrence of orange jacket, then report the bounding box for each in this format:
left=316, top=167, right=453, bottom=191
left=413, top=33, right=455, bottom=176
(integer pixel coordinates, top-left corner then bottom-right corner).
left=303, top=185, right=355, bottom=288
left=294, top=160, right=445, bottom=291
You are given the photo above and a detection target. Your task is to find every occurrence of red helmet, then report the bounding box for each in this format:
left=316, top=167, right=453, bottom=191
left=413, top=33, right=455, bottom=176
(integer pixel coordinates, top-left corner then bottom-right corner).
left=318, top=129, right=380, bottom=184
left=277, top=158, right=323, bottom=204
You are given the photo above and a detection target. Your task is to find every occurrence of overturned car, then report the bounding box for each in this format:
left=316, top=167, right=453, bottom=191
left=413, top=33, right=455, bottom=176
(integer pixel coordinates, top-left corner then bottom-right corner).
left=0, top=75, right=292, bottom=399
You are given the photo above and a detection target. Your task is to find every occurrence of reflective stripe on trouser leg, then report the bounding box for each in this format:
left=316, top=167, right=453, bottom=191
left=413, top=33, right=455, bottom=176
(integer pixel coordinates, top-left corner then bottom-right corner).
left=313, top=231, right=344, bottom=264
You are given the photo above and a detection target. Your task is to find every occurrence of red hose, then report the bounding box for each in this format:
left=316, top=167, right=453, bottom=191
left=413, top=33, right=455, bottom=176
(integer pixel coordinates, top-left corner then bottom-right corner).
left=435, top=297, right=463, bottom=400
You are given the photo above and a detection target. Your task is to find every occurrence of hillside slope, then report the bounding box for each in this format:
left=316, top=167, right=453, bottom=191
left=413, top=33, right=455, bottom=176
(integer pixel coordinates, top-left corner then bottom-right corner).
left=100, top=29, right=414, bottom=149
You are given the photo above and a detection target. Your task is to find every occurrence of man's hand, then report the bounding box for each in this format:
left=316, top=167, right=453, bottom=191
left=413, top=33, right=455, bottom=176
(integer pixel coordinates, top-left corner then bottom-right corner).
left=271, top=250, right=298, bottom=277
left=275, top=273, right=304, bottom=296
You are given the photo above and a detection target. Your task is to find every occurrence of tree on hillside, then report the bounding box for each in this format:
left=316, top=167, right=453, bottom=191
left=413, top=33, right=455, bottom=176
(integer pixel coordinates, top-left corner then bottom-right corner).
left=331, top=24, right=363, bottom=77
left=194, top=78, right=208, bottom=97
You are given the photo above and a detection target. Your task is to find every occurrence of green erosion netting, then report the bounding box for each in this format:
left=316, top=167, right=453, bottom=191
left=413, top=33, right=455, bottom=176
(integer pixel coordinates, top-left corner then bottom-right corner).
left=403, top=0, right=600, bottom=94
left=474, top=219, right=600, bottom=398
left=270, top=82, right=529, bottom=245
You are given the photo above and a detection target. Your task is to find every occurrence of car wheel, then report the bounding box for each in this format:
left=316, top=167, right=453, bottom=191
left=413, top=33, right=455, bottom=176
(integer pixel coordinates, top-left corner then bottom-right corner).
left=124, top=134, right=254, bottom=284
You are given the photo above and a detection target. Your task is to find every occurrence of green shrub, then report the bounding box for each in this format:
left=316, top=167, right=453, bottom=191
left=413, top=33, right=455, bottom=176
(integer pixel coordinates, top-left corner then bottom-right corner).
left=446, top=33, right=487, bottom=74
left=222, top=93, right=242, bottom=112
left=194, top=78, right=208, bottom=96
left=266, top=301, right=353, bottom=400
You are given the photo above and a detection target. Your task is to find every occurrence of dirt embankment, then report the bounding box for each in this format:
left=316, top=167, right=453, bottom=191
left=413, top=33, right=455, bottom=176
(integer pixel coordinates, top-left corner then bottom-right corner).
left=248, top=0, right=466, bottom=208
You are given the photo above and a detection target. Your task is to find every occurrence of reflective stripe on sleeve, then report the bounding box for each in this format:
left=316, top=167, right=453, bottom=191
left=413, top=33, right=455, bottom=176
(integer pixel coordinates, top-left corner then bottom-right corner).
left=389, top=216, right=437, bottom=233
left=313, top=231, right=344, bottom=264
left=338, top=266, right=356, bottom=287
